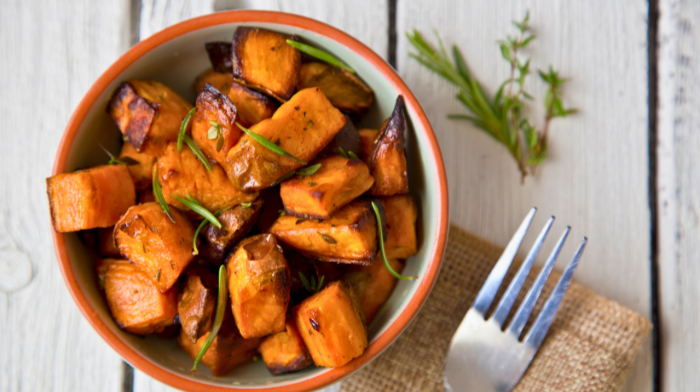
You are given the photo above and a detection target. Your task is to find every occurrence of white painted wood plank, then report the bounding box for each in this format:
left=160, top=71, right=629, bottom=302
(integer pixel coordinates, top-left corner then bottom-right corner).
left=658, top=0, right=700, bottom=390
left=134, top=1, right=387, bottom=390
left=0, top=0, right=132, bottom=391
left=396, top=1, right=652, bottom=391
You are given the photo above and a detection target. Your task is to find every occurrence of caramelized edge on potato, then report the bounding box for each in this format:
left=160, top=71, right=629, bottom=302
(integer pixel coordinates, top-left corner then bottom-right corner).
left=368, top=95, right=409, bottom=195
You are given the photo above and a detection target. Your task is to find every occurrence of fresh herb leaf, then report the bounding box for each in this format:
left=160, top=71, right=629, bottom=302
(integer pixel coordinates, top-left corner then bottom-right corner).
left=191, top=208, right=228, bottom=255
left=192, top=265, right=227, bottom=373
left=173, top=194, right=222, bottom=229
left=285, top=40, right=355, bottom=74
left=183, top=134, right=212, bottom=171
left=317, top=232, right=337, bottom=244
left=337, top=147, right=349, bottom=159
left=296, top=163, right=322, bottom=177
left=153, top=168, right=175, bottom=223
left=347, top=151, right=359, bottom=159
left=236, top=123, right=307, bottom=165
left=240, top=202, right=252, bottom=209
left=371, top=201, right=416, bottom=280
left=299, top=272, right=325, bottom=293
left=178, top=107, right=196, bottom=152
left=207, top=121, right=225, bottom=153
left=99, top=144, right=139, bottom=166
left=279, top=209, right=286, bottom=217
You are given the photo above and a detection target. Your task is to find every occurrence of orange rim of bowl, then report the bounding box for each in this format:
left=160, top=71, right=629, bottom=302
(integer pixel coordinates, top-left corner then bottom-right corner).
left=51, top=10, right=449, bottom=392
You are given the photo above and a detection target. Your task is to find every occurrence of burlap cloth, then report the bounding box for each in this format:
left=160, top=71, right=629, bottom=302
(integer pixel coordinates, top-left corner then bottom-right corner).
left=339, top=225, right=652, bottom=392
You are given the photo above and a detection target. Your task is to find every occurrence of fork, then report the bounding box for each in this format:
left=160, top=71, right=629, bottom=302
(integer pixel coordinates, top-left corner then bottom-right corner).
left=444, top=207, right=587, bottom=392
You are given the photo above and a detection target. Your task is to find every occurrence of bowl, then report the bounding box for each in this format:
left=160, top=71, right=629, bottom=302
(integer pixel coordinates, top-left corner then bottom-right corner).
left=51, top=10, right=448, bottom=392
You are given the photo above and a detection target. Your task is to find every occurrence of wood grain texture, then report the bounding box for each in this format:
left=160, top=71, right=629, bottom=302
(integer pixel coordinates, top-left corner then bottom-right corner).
left=658, top=0, right=700, bottom=390
left=396, top=1, right=653, bottom=391
left=0, top=0, right=132, bottom=391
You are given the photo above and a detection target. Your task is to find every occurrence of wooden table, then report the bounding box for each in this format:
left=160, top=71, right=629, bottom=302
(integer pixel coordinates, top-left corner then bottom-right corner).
left=1, top=0, right=696, bottom=391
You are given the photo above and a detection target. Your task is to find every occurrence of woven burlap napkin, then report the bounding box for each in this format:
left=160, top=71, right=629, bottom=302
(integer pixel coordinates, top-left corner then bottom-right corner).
left=339, top=225, right=652, bottom=392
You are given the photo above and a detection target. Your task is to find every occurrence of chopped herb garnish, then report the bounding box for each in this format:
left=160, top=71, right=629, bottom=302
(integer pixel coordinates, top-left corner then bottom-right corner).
left=191, top=208, right=228, bottom=255
left=183, top=134, right=212, bottom=171
left=299, top=272, right=325, bottom=293
left=236, top=123, right=306, bottom=165
left=240, top=202, right=252, bottom=209
left=371, top=201, right=417, bottom=280
left=307, top=120, right=314, bottom=127
left=207, top=121, right=225, bottom=152
left=338, top=147, right=349, bottom=158
left=173, top=194, right=222, bottom=229
left=296, top=163, right=322, bottom=177
left=192, top=265, right=227, bottom=374
left=285, top=40, right=355, bottom=74
left=153, top=168, right=175, bottom=223
left=178, top=107, right=196, bottom=152
left=99, top=144, right=139, bottom=166
left=348, top=151, right=359, bottom=159
left=318, top=232, right=337, bottom=244
left=279, top=210, right=286, bottom=217
left=308, top=182, right=317, bottom=187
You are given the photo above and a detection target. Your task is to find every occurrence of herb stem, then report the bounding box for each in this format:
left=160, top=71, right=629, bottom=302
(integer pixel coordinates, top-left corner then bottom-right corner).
left=192, top=265, right=227, bottom=373
left=370, top=201, right=416, bottom=281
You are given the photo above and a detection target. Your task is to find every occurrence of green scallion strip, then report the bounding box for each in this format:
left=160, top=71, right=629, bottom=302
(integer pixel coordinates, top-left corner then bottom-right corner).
left=236, top=123, right=307, bottom=165
left=286, top=40, right=355, bottom=74
left=173, top=194, right=222, bottom=229
left=371, top=201, right=416, bottom=280
left=153, top=168, right=175, bottom=223
left=183, top=134, right=212, bottom=171
left=178, top=107, right=196, bottom=152
left=192, top=265, right=227, bottom=373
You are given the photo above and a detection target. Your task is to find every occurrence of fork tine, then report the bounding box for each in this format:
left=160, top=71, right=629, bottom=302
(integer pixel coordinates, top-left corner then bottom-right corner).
left=491, top=216, right=555, bottom=327
left=524, top=237, right=587, bottom=349
left=472, top=207, right=537, bottom=315
left=508, top=227, right=570, bottom=338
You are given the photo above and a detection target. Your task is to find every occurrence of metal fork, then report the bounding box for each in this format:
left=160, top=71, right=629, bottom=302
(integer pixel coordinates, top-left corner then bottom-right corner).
left=444, top=207, right=587, bottom=392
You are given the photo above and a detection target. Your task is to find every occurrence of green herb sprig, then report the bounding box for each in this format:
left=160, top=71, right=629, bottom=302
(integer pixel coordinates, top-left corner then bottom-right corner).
left=407, top=12, right=576, bottom=181
left=371, top=201, right=416, bottom=280
left=99, top=144, right=139, bottom=166
left=182, top=135, right=212, bottom=171
left=192, top=265, right=227, bottom=374
left=153, top=168, right=175, bottom=223
left=337, top=147, right=359, bottom=160
left=236, top=123, right=306, bottom=165
left=173, top=194, right=222, bottom=229
left=286, top=40, right=355, bottom=74
left=299, top=272, right=325, bottom=293
left=207, top=121, right=225, bottom=152
left=178, top=107, right=196, bottom=152
left=192, top=208, right=229, bottom=255
left=295, top=163, right=322, bottom=177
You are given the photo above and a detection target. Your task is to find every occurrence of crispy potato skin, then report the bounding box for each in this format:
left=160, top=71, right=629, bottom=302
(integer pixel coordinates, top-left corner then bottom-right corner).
left=108, top=81, right=193, bottom=155
left=103, top=259, right=178, bottom=335
left=378, top=195, right=418, bottom=259
left=177, top=268, right=217, bottom=344
left=194, top=69, right=277, bottom=128
left=97, top=227, right=121, bottom=257
left=294, top=280, right=367, bottom=367
left=205, top=42, right=233, bottom=73
left=350, top=256, right=404, bottom=324
left=317, top=115, right=361, bottom=158
left=357, top=129, right=379, bottom=162
left=299, top=62, right=374, bottom=115
left=259, top=319, right=313, bottom=375
left=281, top=155, right=374, bottom=219
left=226, top=234, right=291, bottom=338
left=231, top=27, right=301, bottom=101
left=155, top=142, right=258, bottom=218
left=191, top=84, right=240, bottom=165
left=114, top=202, right=195, bottom=292
left=368, top=96, right=409, bottom=195
left=120, top=142, right=156, bottom=191
left=269, top=199, right=380, bottom=265
left=199, top=199, right=264, bottom=263
left=47, top=165, right=136, bottom=233
left=225, top=88, right=347, bottom=191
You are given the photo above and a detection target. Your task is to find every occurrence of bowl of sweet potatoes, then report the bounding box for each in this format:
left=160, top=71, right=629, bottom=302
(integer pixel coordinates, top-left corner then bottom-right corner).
left=48, top=10, right=448, bottom=392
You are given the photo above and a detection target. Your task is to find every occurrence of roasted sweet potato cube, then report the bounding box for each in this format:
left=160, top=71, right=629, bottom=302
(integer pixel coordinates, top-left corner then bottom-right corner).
left=318, top=115, right=361, bottom=158
left=114, top=202, right=195, bottom=292
left=269, top=199, right=383, bottom=265
left=97, top=227, right=121, bottom=257
left=190, top=84, right=241, bottom=165
left=155, top=142, right=258, bottom=219
left=280, top=155, right=374, bottom=219
left=199, top=199, right=264, bottom=262
left=194, top=68, right=232, bottom=93
left=350, top=256, right=404, bottom=324
left=379, top=195, right=418, bottom=259
left=177, top=267, right=218, bottom=343
left=120, top=142, right=156, bottom=191
left=294, top=280, right=367, bottom=367
left=358, top=128, right=379, bottom=162
left=299, top=62, right=374, bottom=115
left=368, top=96, right=409, bottom=195
left=205, top=41, right=233, bottom=73
left=103, top=259, right=178, bottom=335
left=47, top=165, right=136, bottom=233
left=178, top=309, right=262, bottom=376
left=231, top=27, right=301, bottom=101
left=227, top=234, right=291, bottom=338
left=225, top=87, right=346, bottom=191
left=259, top=319, right=313, bottom=375
left=108, top=81, right=193, bottom=155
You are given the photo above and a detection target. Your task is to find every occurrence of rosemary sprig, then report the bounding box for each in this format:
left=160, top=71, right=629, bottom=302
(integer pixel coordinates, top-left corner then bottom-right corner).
left=337, top=147, right=359, bottom=160
left=370, top=201, right=416, bottom=280
left=207, top=120, right=225, bottom=152
left=178, top=107, right=196, bottom=152
left=285, top=40, right=355, bottom=74
left=192, top=208, right=228, bottom=255
left=299, top=272, right=325, bottom=293
left=173, top=194, right=222, bottom=229
left=98, top=144, right=139, bottom=166
left=236, top=123, right=307, bottom=165
left=407, top=11, right=576, bottom=181
left=182, top=135, right=212, bottom=171
left=192, top=265, right=227, bottom=374
left=153, top=168, right=175, bottom=223
left=295, top=163, right=322, bottom=177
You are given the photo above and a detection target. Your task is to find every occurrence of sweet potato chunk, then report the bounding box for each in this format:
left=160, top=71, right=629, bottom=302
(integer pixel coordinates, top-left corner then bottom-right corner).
left=177, top=267, right=218, bottom=344
left=231, top=27, right=301, bottom=101
left=155, top=142, right=258, bottom=219
left=225, top=87, right=346, bottom=191
left=368, top=96, right=409, bottom=195
left=379, top=195, right=418, bottom=259
left=108, top=81, right=193, bottom=155
left=199, top=199, right=264, bottom=263
left=114, top=202, right=195, bottom=292
left=120, top=142, right=156, bottom=191
left=269, top=199, right=384, bottom=265
left=299, top=62, right=374, bottom=115
left=259, top=319, right=313, bottom=375
left=294, top=280, right=367, bottom=367
left=194, top=68, right=232, bottom=93
left=97, top=227, right=121, bottom=257
left=358, top=129, right=379, bottom=162
left=191, top=84, right=241, bottom=165
left=280, top=155, right=374, bottom=219
left=103, top=259, right=178, bottom=335
left=178, top=308, right=262, bottom=376
left=47, top=165, right=136, bottom=233
left=318, top=115, right=361, bottom=158
left=350, top=256, right=404, bottom=324
left=226, top=234, right=291, bottom=338
left=205, top=41, right=233, bottom=73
